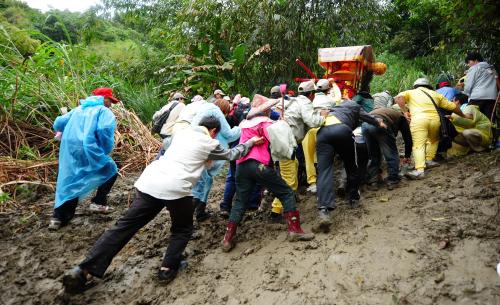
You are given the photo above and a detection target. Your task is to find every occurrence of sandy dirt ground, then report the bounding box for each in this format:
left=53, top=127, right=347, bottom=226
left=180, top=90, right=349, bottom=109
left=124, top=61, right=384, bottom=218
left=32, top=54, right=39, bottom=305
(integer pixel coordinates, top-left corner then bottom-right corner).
left=0, top=153, right=499, bottom=305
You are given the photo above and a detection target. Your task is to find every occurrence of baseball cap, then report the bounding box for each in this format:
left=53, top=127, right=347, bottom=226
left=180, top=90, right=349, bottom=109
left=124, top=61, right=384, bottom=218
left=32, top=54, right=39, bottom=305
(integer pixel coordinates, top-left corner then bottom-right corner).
left=92, top=87, right=120, bottom=103
left=213, top=89, right=225, bottom=96
left=298, top=80, right=316, bottom=93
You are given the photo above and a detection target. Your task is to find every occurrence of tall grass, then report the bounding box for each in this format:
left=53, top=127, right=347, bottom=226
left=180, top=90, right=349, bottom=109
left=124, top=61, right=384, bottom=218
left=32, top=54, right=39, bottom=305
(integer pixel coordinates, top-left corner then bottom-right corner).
left=117, top=80, right=165, bottom=123
left=371, top=51, right=465, bottom=95
left=0, top=25, right=165, bottom=129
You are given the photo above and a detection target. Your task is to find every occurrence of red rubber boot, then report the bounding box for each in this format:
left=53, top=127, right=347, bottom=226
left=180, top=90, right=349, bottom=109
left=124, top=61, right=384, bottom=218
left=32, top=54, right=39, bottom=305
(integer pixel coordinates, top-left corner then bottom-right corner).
left=284, top=210, right=315, bottom=242
left=221, top=221, right=237, bottom=252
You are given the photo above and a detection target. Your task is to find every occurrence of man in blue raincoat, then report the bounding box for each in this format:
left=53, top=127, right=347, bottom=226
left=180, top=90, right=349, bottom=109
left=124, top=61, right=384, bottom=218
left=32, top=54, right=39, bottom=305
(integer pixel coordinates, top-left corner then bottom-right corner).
left=49, top=87, right=120, bottom=230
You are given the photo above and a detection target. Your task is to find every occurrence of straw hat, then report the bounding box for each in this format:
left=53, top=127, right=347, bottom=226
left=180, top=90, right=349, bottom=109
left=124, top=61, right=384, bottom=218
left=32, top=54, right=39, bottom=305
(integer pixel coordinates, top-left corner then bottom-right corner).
left=247, top=94, right=279, bottom=119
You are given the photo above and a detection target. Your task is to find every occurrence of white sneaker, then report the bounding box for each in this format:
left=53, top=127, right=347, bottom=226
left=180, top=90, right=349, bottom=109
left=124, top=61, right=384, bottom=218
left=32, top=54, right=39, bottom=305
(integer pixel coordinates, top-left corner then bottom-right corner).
left=88, top=203, right=114, bottom=213
left=307, top=184, right=317, bottom=193
left=425, top=160, right=440, bottom=168
left=406, top=169, right=425, bottom=180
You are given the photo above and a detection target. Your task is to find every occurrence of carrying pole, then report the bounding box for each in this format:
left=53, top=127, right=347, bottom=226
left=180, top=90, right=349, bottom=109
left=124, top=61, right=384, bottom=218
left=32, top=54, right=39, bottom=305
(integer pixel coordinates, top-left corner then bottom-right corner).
left=279, top=84, right=287, bottom=120
left=295, top=59, right=318, bottom=80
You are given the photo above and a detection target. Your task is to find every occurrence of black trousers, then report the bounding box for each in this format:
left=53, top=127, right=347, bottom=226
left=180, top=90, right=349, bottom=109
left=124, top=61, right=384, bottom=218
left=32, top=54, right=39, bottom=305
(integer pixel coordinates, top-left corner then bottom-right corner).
left=53, top=173, right=118, bottom=224
left=229, top=160, right=296, bottom=223
left=469, top=99, right=495, bottom=121
left=316, top=124, right=360, bottom=209
left=79, top=190, right=194, bottom=278
left=356, top=142, right=369, bottom=185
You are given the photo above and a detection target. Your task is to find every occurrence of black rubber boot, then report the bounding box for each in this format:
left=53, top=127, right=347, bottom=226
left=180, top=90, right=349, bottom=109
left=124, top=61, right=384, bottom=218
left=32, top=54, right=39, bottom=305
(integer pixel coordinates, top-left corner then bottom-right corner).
left=62, top=266, right=88, bottom=294
left=194, top=199, right=211, bottom=222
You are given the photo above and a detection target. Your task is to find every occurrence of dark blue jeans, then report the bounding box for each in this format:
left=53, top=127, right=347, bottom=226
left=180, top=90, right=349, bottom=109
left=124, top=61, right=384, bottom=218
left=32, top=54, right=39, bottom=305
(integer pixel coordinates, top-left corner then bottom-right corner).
left=220, top=160, right=262, bottom=211
left=361, top=123, right=400, bottom=183
left=229, top=160, right=296, bottom=224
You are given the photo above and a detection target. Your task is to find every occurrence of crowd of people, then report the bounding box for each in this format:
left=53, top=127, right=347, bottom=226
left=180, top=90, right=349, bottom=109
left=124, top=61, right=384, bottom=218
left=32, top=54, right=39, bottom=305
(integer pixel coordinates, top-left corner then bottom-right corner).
left=50, top=52, right=499, bottom=293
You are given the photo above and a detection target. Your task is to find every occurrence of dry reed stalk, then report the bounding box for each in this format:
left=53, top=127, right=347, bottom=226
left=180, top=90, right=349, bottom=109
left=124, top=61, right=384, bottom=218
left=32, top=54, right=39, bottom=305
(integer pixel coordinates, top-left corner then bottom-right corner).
left=0, top=106, right=161, bottom=211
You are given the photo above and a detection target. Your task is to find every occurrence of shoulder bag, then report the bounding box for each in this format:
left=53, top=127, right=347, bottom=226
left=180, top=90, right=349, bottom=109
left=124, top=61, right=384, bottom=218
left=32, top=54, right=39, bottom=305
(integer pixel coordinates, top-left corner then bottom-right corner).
left=420, top=89, right=457, bottom=151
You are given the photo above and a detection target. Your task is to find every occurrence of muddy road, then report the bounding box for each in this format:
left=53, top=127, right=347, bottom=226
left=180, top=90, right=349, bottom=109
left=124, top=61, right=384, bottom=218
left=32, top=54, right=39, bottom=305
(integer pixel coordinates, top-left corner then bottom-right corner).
left=1, top=153, right=499, bottom=305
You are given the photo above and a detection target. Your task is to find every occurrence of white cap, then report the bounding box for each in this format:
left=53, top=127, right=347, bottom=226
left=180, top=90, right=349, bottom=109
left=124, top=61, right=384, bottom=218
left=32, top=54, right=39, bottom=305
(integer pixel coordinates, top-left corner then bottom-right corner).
left=298, top=80, right=316, bottom=93
left=316, top=79, right=331, bottom=91
left=172, top=92, right=185, bottom=100
left=223, top=96, right=231, bottom=101
left=214, top=89, right=225, bottom=96
left=191, top=95, right=204, bottom=102
left=270, top=86, right=280, bottom=95
left=413, top=78, right=431, bottom=88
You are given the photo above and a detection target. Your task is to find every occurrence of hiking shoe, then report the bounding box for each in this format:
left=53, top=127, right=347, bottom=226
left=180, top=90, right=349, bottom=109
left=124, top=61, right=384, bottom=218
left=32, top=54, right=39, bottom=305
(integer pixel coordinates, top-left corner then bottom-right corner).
left=219, top=209, right=230, bottom=219
left=349, top=190, right=361, bottom=209
left=306, top=184, right=317, bottom=193
left=313, top=208, right=332, bottom=233
left=62, top=266, right=88, bottom=294
left=366, top=181, right=379, bottom=191
left=157, top=267, right=178, bottom=284
left=349, top=199, right=360, bottom=209
left=406, top=169, right=425, bottom=180
left=48, top=218, right=61, bottom=231
left=387, top=180, right=400, bottom=190
left=425, top=160, right=440, bottom=168
left=88, top=203, right=114, bottom=214
left=318, top=208, right=331, bottom=225
left=195, top=202, right=211, bottom=222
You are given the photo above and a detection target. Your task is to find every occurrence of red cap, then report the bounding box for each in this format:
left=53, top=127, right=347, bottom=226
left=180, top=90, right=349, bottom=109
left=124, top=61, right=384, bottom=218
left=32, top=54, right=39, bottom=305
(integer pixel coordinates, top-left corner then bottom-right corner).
left=92, top=87, right=120, bottom=103
left=438, top=81, right=449, bottom=88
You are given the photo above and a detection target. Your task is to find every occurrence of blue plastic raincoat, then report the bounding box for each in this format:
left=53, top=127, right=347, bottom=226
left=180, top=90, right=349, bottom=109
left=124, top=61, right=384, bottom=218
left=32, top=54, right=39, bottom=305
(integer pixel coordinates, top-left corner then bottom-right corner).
left=53, top=96, right=118, bottom=208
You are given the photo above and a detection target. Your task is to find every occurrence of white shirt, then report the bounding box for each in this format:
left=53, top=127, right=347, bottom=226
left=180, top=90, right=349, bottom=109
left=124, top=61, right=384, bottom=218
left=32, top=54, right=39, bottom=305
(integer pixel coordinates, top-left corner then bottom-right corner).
left=177, top=100, right=206, bottom=123
left=313, top=92, right=335, bottom=109
left=134, top=127, right=219, bottom=200
left=152, top=101, right=185, bottom=136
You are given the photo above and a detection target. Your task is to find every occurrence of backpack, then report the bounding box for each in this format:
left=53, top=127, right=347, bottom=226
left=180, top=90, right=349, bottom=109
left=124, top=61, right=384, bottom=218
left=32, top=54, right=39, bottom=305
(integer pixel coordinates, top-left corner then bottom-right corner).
left=152, top=102, right=179, bottom=135
left=266, top=120, right=297, bottom=161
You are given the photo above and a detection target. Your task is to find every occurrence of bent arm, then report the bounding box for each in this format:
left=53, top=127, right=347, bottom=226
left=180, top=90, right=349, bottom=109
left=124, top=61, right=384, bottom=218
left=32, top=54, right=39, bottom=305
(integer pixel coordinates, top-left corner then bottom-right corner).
left=216, top=109, right=241, bottom=143
left=398, top=117, right=413, bottom=158
left=463, top=68, right=476, bottom=97
left=53, top=111, right=74, bottom=132
left=394, top=96, right=407, bottom=113
left=208, top=141, right=253, bottom=161
left=359, top=108, right=380, bottom=127
left=301, top=102, right=325, bottom=128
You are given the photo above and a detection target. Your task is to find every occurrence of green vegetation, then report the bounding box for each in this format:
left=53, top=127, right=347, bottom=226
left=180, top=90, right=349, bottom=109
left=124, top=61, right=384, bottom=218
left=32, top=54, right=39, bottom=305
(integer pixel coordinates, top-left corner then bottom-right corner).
left=0, top=0, right=498, bottom=155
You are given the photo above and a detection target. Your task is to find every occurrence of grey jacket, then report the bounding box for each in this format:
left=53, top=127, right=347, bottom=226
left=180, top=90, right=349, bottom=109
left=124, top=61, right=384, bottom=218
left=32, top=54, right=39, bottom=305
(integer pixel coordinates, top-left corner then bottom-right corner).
left=464, top=62, right=498, bottom=100
left=284, top=95, right=325, bottom=142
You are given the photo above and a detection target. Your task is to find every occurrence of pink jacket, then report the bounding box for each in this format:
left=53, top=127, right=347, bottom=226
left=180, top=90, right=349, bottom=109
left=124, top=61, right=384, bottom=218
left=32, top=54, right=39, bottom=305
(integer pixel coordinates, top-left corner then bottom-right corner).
left=237, top=116, right=273, bottom=166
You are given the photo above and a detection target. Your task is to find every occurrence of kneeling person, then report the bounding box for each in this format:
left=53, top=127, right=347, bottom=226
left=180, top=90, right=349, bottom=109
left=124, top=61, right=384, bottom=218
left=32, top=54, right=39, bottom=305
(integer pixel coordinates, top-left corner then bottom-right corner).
left=449, top=93, right=492, bottom=155
left=62, top=116, right=263, bottom=294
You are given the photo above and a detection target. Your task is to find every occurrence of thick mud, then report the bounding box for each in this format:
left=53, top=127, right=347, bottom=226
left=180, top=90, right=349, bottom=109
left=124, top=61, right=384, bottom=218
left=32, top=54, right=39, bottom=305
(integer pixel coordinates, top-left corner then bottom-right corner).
left=1, top=153, right=499, bottom=305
